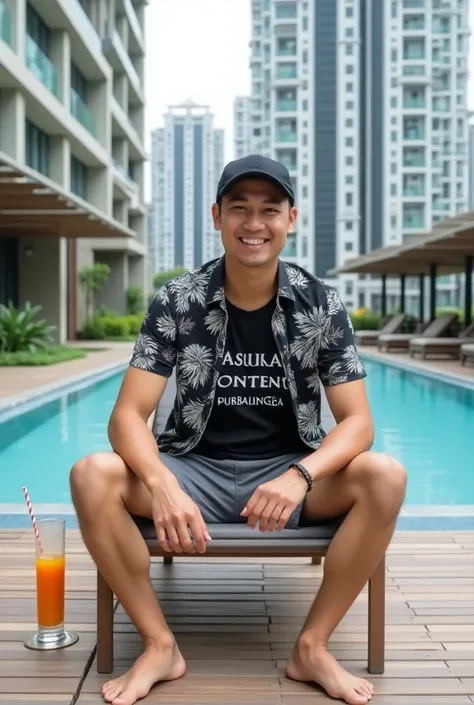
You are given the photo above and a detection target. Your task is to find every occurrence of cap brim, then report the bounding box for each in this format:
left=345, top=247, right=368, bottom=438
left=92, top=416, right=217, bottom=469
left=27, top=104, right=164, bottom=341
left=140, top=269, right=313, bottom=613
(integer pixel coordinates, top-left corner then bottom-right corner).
left=217, top=170, right=294, bottom=204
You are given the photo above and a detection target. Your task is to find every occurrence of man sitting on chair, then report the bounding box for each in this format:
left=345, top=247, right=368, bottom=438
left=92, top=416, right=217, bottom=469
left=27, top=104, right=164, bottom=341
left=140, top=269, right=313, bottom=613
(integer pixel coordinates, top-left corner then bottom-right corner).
left=70, top=155, right=407, bottom=705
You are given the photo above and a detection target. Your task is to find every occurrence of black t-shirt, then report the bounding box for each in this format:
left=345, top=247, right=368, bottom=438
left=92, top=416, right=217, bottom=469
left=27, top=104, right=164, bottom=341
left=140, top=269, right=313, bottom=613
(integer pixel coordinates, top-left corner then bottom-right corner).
left=194, top=296, right=310, bottom=460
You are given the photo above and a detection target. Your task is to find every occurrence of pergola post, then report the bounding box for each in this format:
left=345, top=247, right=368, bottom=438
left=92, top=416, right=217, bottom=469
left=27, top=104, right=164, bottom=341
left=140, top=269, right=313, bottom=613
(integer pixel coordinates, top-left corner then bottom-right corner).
left=429, top=264, right=437, bottom=322
left=418, top=273, right=425, bottom=325
left=399, top=274, right=406, bottom=314
left=465, top=255, right=473, bottom=328
left=381, top=274, right=387, bottom=318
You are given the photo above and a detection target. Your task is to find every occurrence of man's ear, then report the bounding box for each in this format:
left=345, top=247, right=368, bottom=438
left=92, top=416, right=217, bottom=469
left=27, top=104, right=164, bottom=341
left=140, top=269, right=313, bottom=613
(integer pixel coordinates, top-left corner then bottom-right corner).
left=212, top=202, right=222, bottom=231
left=288, top=206, right=298, bottom=233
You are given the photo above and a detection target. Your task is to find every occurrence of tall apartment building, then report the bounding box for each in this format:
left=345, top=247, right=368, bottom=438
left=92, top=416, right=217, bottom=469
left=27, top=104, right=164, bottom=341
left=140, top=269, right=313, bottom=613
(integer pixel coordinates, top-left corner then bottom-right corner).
left=150, top=102, right=225, bottom=273
left=249, top=0, right=469, bottom=312
left=233, top=96, right=252, bottom=159
left=0, top=0, right=147, bottom=342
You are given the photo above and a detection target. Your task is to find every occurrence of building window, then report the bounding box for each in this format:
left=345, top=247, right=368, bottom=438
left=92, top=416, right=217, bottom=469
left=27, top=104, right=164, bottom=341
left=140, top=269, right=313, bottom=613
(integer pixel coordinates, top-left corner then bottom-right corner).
left=344, top=241, right=353, bottom=251
left=26, top=2, right=51, bottom=54
left=71, top=156, right=87, bottom=199
left=25, top=120, right=50, bottom=176
left=346, top=193, right=353, bottom=206
left=71, top=63, right=87, bottom=100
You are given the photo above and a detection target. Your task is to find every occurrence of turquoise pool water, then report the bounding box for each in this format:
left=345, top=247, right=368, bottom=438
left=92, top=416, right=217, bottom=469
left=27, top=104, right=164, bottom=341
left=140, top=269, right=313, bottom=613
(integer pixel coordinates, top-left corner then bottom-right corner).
left=0, top=360, right=473, bottom=506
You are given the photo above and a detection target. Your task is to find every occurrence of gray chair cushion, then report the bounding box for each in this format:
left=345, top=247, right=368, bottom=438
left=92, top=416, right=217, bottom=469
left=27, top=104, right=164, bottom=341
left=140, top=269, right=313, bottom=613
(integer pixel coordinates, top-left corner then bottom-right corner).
left=132, top=515, right=344, bottom=551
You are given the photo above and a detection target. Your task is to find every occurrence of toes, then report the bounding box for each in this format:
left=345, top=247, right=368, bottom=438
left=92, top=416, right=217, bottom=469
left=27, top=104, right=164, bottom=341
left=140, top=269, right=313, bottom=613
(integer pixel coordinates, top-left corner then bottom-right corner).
left=102, top=681, right=123, bottom=703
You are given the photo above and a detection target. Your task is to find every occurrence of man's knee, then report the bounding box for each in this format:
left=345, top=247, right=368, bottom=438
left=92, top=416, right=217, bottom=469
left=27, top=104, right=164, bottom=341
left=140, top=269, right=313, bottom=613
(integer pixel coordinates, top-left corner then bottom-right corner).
left=348, top=451, right=407, bottom=511
left=70, top=452, right=126, bottom=507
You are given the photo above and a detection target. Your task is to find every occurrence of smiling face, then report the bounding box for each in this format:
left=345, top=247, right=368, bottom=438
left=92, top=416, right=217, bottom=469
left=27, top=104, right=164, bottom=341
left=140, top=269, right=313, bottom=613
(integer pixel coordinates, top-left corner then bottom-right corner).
left=212, top=178, right=297, bottom=268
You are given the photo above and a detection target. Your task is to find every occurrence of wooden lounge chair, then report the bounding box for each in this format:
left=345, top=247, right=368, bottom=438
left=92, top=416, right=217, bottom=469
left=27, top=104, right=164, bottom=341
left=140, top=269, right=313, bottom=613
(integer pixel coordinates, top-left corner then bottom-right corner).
left=96, top=517, right=385, bottom=676
left=460, top=342, right=474, bottom=366
left=355, top=313, right=406, bottom=346
left=409, top=323, right=474, bottom=360
left=377, top=313, right=458, bottom=353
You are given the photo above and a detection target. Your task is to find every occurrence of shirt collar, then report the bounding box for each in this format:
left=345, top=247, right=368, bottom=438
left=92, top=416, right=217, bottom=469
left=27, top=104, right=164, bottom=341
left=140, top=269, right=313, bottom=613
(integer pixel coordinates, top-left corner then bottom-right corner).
left=205, top=256, right=296, bottom=307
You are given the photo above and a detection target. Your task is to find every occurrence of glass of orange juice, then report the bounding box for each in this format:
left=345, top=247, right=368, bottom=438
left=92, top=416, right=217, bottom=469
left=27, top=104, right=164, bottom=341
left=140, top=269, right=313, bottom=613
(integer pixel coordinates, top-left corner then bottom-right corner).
left=24, top=518, right=79, bottom=650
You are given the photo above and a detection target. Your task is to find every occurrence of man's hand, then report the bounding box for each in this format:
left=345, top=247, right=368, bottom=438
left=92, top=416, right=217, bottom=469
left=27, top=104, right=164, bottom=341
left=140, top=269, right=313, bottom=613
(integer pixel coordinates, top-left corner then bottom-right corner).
left=240, top=469, right=308, bottom=532
left=151, top=474, right=212, bottom=554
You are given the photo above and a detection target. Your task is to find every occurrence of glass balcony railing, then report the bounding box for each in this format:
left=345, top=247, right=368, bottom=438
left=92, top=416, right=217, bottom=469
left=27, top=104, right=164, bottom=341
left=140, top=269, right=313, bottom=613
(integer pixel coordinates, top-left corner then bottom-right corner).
left=403, top=216, right=424, bottom=228
left=276, top=46, right=297, bottom=57
left=403, top=0, right=424, bottom=7
left=403, top=187, right=425, bottom=197
left=276, top=64, right=297, bottom=79
left=276, top=99, right=297, bottom=111
left=112, top=159, right=137, bottom=189
left=70, top=88, right=97, bottom=137
left=404, top=130, right=425, bottom=140
left=281, top=241, right=297, bottom=257
left=276, top=5, right=297, bottom=19
left=0, top=0, right=13, bottom=47
left=276, top=131, right=297, bottom=143
left=403, top=156, right=425, bottom=167
left=403, top=98, right=426, bottom=109
left=26, top=35, right=60, bottom=98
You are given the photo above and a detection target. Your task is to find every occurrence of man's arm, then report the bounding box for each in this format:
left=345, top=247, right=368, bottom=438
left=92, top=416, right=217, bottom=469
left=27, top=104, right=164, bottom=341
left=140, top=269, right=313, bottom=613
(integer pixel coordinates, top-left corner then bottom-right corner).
left=108, top=366, right=173, bottom=492
left=301, top=288, right=373, bottom=482
left=300, top=379, right=374, bottom=482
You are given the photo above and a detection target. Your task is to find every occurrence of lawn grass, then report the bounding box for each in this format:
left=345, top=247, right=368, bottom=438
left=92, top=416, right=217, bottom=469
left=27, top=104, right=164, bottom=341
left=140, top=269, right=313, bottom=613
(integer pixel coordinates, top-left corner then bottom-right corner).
left=0, top=345, right=108, bottom=366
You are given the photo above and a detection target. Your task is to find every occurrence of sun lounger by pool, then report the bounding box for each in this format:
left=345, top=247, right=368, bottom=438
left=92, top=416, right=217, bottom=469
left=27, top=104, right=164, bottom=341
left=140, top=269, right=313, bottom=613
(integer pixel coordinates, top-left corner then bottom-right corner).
left=96, top=518, right=386, bottom=676
left=409, top=323, right=474, bottom=360
left=355, top=313, right=406, bottom=346
left=377, top=313, right=458, bottom=353
left=460, top=342, right=474, bottom=366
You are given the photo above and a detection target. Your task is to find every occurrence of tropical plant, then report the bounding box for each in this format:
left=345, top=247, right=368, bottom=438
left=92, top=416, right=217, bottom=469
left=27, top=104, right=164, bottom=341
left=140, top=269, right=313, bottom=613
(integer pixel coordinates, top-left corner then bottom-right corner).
left=78, top=263, right=111, bottom=318
left=126, top=286, right=144, bottom=315
left=0, top=302, right=55, bottom=353
left=153, top=266, right=187, bottom=290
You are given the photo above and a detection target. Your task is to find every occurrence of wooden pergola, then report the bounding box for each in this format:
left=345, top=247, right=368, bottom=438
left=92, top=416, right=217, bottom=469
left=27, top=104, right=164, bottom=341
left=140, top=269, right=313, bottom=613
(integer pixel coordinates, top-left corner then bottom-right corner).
left=331, top=213, right=474, bottom=327
left=0, top=151, right=134, bottom=239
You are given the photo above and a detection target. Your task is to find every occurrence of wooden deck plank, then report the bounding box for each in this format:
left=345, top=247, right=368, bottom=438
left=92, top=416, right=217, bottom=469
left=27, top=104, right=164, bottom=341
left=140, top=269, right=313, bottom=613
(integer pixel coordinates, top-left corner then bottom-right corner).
left=1, top=528, right=474, bottom=703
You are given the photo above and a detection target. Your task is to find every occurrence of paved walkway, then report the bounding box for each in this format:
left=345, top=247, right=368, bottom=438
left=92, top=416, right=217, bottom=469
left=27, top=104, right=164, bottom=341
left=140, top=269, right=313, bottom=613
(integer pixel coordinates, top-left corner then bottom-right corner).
left=0, top=342, right=134, bottom=403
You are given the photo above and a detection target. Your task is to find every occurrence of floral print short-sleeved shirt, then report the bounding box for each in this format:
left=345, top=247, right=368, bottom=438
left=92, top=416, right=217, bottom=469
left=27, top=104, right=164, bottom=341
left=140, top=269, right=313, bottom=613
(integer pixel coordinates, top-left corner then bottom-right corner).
left=130, top=256, right=367, bottom=456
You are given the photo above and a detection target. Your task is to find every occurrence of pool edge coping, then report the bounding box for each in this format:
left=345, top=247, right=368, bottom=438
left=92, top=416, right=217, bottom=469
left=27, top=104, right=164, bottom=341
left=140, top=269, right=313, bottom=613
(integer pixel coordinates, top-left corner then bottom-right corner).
left=359, top=349, right=474, bottom=390
left=0, top=359, right=129, bottom=422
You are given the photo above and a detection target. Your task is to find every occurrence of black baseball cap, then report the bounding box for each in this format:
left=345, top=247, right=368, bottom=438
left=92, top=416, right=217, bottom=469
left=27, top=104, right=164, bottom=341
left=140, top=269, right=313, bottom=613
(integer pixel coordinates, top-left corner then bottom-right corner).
left=216, top=154, right=295, bottom=205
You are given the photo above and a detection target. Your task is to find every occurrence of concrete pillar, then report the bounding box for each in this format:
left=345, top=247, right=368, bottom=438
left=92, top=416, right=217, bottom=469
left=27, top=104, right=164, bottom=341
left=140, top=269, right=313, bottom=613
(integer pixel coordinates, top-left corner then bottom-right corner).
left=50, top=136, right=71, bottom=187
left=113, top=73, right=128, bottom=110
left=116, top=15, right=128, bottom=51
left=5, top=0, right=25, bottom=56
left=88, top=79, right=109, bottom=147
left=50, top=30, right=70, bottom=106
left=0, top=90, right=26, bottom=162
left=88, top=166, right=112, bottom=216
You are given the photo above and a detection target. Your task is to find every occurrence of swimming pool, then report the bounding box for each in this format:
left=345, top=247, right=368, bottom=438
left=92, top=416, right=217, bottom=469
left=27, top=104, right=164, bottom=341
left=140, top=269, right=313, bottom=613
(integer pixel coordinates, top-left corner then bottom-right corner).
left=0, top=359, right=473, bottom=507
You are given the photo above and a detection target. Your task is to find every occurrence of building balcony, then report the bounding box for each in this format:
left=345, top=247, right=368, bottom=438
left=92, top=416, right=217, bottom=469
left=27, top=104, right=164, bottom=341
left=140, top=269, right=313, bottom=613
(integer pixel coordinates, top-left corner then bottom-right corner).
left=403, top=217, right=425, bottom=228
left=404, top=131, right=425, bottom=140
left=25, top=35, right=60, bottom=99
left=276, top=99, right=297, bottom=111
left=275, top=130, right=297, bottom=143
left=70, top=89, right=97, bottom=137
left=0, top=0, right=13, bottom=47
left=275, top=6, right=297, bottom=20
left=403, top=187, right=425, bottom=197
left=281, top=240, right=297, bottom=258
left=403, top=98, right=426, bottom=109
left=403, top=0, right=425, bottom=8
left=102, top=30, right=144, bottom=104
left=276, top=64, right=297, bottom=79
left=403, top=157, right=425, bottom=167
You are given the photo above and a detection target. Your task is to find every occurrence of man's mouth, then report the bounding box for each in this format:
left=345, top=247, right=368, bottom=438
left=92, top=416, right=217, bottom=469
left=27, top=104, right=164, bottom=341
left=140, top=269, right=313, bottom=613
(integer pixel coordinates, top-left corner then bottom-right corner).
left=238, top=237, right=269, bottom=247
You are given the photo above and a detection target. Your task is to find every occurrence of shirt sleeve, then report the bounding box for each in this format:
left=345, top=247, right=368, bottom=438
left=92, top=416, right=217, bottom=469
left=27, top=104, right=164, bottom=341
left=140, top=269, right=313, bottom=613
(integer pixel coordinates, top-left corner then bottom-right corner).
left=317, top=286, right=367, bottom=387
left=129, top=286, right=177, bottom=378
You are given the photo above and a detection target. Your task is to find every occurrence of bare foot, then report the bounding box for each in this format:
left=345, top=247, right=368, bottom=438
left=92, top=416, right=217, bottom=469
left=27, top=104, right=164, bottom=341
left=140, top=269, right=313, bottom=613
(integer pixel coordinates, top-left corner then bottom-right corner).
left=101, top=638, right=186, bottom=705
left=286, top=640, right=374, bottom=705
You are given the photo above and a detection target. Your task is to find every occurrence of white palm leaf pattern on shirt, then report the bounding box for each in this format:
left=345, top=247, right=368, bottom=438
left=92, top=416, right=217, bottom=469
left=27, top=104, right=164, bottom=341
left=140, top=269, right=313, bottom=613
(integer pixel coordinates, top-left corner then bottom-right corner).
left=204, top=308, right=226, bottom=336
left=131, top=334, right=159, bottom=371
left=286, top=266, right=309, bottom=289
left=160, top=345, right=176, bottom=366
left=179, top=344, right=213, bottom=388
left=154, top=286, right=169, bottom=306
left=325, top=287, right=343, bottom=316
left=305, top=371, right=321, bottom=394
left=155, top=314, right=176, bottom=341
left=320, top=361, right=348, bottom=386
left=271, top=308, right=286, bottom=337
left=178, top=316, right=195, bottom=336
left=342, top=345, right=365, bottom=375
left=297, top=401, right=321, bottom=440
left=290, top=307, right=345, bottom=369
left=175, top=376, right=188, bottom=404
left=182, top=398, right=207, bottom=431
left=169, top=271, right=209, bottom=313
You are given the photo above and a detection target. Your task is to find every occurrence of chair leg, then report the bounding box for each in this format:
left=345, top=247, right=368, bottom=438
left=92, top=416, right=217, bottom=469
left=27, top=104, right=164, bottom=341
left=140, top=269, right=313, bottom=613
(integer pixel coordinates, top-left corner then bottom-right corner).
left=163, top=556, right=173, bottom=565
left=311, top=555, right=322, bottom=565
left=97, top=571, right=114, bottom=674
left=368, top=554, right=385, bottom=675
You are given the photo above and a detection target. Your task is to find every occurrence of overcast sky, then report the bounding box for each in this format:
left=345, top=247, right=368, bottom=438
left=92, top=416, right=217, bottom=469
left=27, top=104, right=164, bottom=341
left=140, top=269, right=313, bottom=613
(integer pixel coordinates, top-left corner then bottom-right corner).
left=143, top=0, right=474, bottom=201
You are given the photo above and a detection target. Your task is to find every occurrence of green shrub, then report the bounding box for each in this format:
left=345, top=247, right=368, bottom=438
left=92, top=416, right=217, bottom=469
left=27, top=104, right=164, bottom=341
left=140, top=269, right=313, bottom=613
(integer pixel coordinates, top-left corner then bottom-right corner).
left=126, top=314, right=143, bottom=335
left=126, top=286, right=144, bottom=315
left=350, top=309, right=381, bottom=331
left=0, top=302, right=55, bottom=353
left=82, top=315, right=106, bottom=340
left=101, top=315, right=130, bottom=337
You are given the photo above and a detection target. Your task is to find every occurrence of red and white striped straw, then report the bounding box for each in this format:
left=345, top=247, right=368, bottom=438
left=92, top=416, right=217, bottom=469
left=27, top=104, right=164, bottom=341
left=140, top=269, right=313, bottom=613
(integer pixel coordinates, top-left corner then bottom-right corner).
left=22, top=486, right=43, bottom=553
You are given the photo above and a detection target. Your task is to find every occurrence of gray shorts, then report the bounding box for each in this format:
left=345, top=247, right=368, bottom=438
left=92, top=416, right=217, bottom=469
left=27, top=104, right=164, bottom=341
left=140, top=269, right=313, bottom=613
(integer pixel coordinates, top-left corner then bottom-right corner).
left=160, top=452, right=308, bottom=530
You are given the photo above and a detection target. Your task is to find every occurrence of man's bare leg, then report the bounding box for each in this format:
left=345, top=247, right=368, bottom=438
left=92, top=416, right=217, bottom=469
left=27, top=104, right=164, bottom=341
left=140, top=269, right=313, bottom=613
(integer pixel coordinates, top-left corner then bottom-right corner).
left=70, top=452, right=186, bottom=705
left=286, top=451, right=407, bottom=705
